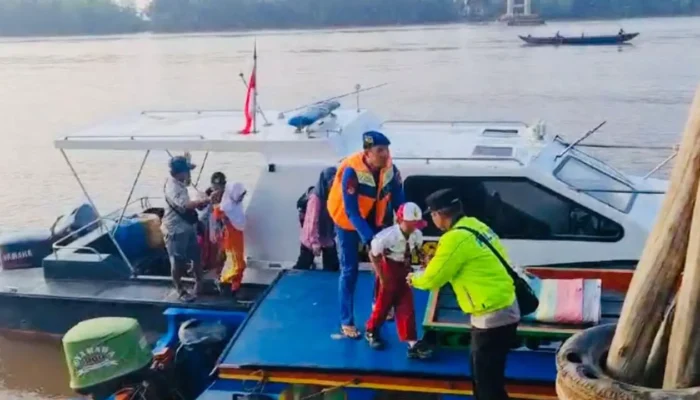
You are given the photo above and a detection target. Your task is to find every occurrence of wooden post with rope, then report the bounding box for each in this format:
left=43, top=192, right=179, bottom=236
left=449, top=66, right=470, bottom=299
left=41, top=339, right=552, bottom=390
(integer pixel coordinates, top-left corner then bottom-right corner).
left=606, top=84, right=700, bottom=384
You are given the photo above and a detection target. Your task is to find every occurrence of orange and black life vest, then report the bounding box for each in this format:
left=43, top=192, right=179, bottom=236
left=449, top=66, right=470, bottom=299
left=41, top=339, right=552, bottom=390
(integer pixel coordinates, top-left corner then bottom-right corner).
left=327, top=152, right=395, bottom=231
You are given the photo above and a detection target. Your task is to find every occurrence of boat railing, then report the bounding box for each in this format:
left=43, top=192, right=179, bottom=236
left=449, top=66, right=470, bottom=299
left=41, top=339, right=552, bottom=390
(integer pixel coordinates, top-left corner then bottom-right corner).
left=392, top=155, right=525, bottom=166
left=52, top=196, right=163, bottom=256
left=553, top=135, right=678, bottom=183
left=60, top=134, right=207, bottom=141
left=52, top=245, right=106, bottom=261
left=382, top=119, right=528, bottom=127
left=141, top=109, right=237, bottom=115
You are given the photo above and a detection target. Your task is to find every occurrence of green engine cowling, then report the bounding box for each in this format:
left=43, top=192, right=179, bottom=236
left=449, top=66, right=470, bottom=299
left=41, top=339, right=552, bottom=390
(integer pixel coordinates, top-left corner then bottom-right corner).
left=62, top=317, right=152, bottom=392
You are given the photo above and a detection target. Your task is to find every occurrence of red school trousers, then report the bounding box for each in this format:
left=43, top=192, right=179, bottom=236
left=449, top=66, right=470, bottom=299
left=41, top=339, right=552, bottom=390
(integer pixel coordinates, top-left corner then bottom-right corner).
left=366, top=257, right=417, bottom=341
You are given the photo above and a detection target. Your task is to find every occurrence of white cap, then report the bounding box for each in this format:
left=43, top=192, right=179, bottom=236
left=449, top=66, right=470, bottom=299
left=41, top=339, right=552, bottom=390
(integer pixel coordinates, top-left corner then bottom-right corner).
left=397, top=202, right=427, bottom=228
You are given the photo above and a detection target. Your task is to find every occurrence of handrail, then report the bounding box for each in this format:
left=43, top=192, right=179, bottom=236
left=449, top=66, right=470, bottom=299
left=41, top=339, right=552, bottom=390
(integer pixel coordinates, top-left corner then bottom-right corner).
left=574, top=143, right=675, bottom=150
left=52, top=245, right=105, bottom=261
left=141, top=109, right=238, bottom=115
left=392, top=156, right=525, bottom=166
left=553, top=136, right=675, bottom=151
left=576, top=188, right=666, bottom=195
left=382, top=119, right=528, bottom=126
left=60, top=134, right=206, bottom=141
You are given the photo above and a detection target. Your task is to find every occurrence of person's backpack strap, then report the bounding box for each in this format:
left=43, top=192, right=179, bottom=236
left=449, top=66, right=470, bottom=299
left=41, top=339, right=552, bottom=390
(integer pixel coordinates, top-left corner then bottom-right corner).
left=454, top=225, right=540, bottom=315
left=454, top=226, right=517, bottom=279
left=163, top=180, right=198, bottom=225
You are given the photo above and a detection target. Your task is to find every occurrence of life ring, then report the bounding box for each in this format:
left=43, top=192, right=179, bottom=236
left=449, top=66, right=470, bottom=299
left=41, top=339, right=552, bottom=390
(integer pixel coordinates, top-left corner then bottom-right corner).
left=556, top=323, right=700, bottom=399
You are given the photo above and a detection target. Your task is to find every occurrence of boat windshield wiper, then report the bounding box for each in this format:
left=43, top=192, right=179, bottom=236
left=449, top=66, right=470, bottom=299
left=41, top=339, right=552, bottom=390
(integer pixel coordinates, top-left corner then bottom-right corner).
left=555, top=121, right=607, bottom=161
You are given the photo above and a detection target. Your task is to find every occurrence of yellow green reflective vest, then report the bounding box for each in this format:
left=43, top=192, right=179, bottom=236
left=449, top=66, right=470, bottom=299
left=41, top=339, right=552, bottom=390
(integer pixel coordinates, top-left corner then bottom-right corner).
left=411, top=216, right=516, bottom=316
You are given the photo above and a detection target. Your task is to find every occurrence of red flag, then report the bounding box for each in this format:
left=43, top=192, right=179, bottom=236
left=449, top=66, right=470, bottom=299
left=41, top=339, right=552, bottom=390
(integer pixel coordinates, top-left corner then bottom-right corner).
left=240, top=41, right=258, bottom=135
left=240, top=68, right=256, bottom=135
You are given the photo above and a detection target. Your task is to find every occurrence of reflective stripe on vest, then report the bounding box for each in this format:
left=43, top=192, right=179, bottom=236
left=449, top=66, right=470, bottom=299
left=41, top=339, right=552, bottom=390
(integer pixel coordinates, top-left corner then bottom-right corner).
left=327, top=152, right=393, bottom=231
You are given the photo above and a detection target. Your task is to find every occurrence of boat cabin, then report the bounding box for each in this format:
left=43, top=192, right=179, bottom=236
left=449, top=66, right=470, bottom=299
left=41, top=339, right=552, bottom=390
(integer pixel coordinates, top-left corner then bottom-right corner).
left=52, top=102, right=667, bottom=273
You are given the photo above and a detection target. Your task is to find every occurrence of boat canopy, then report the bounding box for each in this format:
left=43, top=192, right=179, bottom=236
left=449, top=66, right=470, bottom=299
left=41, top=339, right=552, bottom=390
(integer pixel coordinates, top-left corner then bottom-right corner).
left=53, top=105, right=555, bottom=168
left=53, top=108, right=384, bottom=161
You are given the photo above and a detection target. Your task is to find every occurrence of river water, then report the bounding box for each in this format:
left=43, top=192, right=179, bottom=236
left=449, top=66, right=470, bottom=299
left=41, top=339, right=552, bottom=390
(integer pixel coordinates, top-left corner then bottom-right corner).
left=0, top=16, right=699, bottom=399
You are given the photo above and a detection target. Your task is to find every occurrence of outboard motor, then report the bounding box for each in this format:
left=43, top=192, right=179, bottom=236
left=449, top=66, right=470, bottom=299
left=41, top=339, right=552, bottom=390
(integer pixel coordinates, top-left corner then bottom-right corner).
left=0, top=229, right=53, bottom=270
left=0, top=203, right=99, bottom=270
left=174, top=319, right=230, bottom=399
left=50, top=203, right=99, bottom=240
left=62, top=317, right=165, bottom=400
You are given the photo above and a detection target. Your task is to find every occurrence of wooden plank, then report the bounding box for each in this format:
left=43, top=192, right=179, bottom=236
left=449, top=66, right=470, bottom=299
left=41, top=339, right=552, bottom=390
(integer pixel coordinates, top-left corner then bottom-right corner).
left=607, top=84, right=700, bottom=384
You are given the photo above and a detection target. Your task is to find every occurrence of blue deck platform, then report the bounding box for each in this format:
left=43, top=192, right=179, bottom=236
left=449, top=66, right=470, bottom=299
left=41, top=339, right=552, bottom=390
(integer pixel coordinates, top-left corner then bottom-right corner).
left=219, top=270, right=557, bottom=384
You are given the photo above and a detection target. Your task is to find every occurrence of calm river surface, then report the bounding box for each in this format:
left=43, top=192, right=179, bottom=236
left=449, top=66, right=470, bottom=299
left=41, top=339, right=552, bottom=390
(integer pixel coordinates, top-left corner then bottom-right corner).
left=1, top=16, right=699, bottom=399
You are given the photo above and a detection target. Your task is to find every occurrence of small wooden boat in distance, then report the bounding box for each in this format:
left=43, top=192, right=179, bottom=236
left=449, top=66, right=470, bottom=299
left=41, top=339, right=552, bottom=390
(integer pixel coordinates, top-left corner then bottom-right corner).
left=519, top=32, right=639, bottom=46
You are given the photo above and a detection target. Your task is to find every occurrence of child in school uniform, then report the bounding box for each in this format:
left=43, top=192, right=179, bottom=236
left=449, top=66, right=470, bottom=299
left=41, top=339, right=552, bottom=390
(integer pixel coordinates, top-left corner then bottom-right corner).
left=364, top=202, right=432, bottom=359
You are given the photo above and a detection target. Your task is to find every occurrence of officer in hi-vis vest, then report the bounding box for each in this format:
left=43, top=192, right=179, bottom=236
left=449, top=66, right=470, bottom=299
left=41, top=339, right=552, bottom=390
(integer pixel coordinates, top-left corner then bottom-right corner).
left=327, top=131, right=405, bottom=339
left=409, top=188, right=520, bottom=400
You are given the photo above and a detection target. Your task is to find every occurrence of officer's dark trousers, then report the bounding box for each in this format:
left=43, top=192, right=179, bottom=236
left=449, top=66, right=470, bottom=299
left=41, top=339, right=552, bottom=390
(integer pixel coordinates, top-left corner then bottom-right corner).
left=470, top=322, right=518, bottom=400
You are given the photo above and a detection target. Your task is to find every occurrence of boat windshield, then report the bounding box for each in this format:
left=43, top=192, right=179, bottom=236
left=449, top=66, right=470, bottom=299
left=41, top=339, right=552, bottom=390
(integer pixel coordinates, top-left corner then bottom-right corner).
left=554, top=150, right=636, bottom=213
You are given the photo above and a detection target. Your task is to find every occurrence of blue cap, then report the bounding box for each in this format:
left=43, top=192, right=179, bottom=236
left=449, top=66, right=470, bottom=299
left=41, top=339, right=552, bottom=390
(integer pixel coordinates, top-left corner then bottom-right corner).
left=362, top=131, right=391, bottom=149
left=169, top=156, right=196, bottom=175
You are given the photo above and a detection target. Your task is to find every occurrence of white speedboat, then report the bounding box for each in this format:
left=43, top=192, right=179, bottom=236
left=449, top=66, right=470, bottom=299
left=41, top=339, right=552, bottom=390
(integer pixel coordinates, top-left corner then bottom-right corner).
left=0, top=85, right=673, bottom=337
left=52, top=88, right=671, bottom=269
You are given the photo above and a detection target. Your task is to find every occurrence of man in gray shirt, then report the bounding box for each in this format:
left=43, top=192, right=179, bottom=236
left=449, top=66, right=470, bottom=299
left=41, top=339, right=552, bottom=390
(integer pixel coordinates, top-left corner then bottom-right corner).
left=162, top=155, right=213, bottom=302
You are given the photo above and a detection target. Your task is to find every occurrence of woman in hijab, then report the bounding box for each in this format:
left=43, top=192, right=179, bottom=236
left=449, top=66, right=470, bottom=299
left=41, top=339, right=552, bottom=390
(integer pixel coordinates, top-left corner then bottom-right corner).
left=295, top=167, right=339, bottom=271
left=213, top=182, right=248, bottom=294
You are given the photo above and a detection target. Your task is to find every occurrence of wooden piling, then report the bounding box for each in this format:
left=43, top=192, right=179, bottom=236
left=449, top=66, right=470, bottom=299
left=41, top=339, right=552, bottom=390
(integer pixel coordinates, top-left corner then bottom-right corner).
left=664, top=179, right=700, bottom=389
left=607, top=85, right=700, bottom=384
left=644, top=297, right=676, bottom=388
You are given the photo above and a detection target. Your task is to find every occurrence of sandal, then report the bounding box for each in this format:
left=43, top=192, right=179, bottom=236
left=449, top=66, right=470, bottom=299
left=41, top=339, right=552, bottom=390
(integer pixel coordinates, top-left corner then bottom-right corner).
left=341, top=325, right=361, bottom=339
left=178, top=290, right=196, bottom=303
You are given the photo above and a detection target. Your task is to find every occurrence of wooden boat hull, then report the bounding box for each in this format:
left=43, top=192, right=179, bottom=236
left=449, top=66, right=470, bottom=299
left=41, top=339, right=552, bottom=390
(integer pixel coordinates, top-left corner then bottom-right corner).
left=519, top=32, right=639, bottom=46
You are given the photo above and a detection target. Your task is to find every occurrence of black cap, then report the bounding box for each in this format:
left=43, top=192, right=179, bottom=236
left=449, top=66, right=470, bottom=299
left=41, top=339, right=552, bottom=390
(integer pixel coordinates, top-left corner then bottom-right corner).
left=425, top=188, right=462, bottom=213
left=211, top=172, right=227, bottom=185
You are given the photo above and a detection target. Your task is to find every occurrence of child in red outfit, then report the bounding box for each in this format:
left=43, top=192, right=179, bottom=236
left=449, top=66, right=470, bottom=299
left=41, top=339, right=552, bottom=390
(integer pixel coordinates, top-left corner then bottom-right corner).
left=365, top=202, right=432, bottom=359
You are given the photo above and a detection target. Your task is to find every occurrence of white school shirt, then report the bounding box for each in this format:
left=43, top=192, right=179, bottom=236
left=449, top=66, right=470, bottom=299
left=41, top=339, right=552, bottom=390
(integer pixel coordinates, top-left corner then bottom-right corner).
left=370, top=225, right=423, bottom=263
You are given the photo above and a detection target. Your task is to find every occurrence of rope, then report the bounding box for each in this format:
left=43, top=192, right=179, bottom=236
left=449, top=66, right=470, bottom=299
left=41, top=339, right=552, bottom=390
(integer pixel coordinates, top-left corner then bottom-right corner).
left=298, top=378, right=359, bottom=400
left=240, top=368, right=358, bottom=399
left=241, top=369, right=268, bottom=394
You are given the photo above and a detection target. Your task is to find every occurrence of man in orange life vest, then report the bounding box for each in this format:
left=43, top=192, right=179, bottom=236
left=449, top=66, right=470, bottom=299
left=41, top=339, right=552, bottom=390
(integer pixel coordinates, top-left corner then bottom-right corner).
left=327, top=130, right=405, bottom=338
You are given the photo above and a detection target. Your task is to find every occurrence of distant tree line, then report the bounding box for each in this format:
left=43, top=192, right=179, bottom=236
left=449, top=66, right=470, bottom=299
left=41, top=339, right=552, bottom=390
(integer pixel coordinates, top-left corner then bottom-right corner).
left=0, top=0, right=144, bottom=36
left=0, top=0, right=699, bottom=37
left=535, top=0, right=700, bottom=18
left=145, top=0, right=460, bottom=32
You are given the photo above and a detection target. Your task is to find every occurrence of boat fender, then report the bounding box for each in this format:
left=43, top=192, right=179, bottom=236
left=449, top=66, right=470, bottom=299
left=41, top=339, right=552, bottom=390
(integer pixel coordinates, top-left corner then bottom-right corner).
left=556, top=323, right=700, bottom=399
left=287, top=100, right=341, bottom=130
